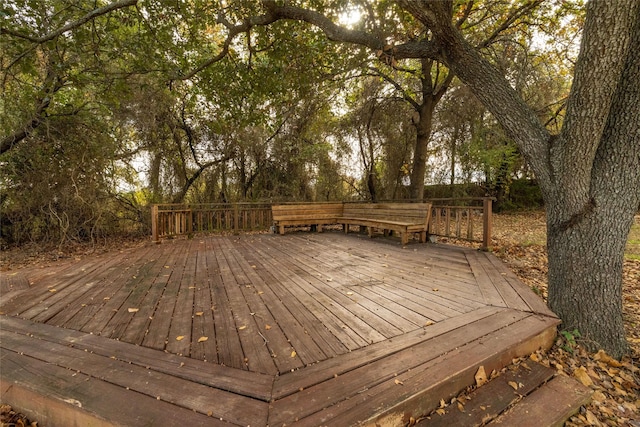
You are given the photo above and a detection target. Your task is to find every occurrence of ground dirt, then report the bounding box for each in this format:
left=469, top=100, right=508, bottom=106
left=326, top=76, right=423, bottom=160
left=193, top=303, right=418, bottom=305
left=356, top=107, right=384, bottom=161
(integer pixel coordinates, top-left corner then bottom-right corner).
left=1, top=212, right=639, bottom=426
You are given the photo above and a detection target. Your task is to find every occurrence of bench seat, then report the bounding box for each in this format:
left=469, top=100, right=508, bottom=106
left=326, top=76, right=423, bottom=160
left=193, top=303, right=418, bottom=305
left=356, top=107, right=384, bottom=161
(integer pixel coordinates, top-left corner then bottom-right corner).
left=272, top=202, right=432, bottom=245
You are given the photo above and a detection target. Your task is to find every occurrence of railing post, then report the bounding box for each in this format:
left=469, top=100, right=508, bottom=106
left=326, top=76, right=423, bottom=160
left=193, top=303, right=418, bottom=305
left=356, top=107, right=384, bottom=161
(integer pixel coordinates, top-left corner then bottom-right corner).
left=482, top=198, right=493, bottom=251
left=234, top=203, right=240, bottom=234
left=151, top=204, right=160, bottom=244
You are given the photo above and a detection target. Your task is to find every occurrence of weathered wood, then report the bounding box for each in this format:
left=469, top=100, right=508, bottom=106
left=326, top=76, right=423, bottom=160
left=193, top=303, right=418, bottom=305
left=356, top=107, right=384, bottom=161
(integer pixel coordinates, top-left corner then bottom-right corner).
left=1, top=232, right=558, bottom=426
left=0, top=316, right=273, bottom=400
left=420, top=361, right=555, bottom=426
left=488, top=375, right=592, bottom=427
left=268, top=308, right=535, bottom=425
left=289, top=315, right=559, bottom=427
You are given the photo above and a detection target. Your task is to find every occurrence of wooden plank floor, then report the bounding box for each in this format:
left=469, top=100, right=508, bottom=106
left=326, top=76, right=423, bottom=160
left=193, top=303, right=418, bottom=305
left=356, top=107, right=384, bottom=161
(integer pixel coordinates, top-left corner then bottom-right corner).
left=0, top=232, right=559, bottom=426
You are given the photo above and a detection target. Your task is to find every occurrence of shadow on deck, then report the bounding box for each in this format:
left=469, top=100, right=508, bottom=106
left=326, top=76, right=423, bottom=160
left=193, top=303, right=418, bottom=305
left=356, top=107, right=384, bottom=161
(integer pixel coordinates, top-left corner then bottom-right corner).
left=0, top=232, right=559, bottom=426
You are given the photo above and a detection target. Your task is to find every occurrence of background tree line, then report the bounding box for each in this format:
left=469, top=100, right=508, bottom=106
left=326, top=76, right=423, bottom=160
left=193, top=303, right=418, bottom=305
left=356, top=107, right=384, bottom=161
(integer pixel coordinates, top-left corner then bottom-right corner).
left=1, top=0, right=576, bottom=247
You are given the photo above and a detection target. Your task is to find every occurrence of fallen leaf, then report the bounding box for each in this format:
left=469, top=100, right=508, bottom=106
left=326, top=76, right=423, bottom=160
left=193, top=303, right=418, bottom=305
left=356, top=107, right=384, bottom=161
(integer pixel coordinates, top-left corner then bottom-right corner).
left=585, top=410, right=598, bottom=425
left=265, top=324, right=272, bottom=330
left=127, top=308, right=139, bottom=313
left=176, top=336, right=185, bottom=341
left=238, top=325, right=247, bottom=330
left=346, top=292, right=354, bottom=296
left=573, top=366, right=593, bottom=387
left=394, top=379, right=404, bottom=385
left=436, top=408, right=445, bottom=416
left=197, top=336, right=208, bottom=343
left=439, top=399, right=446, bottom=409
left=432, top=288, right=439, bottom=292
left=195, top=311, right=203, bottom=316
left=457, top=402, right=465, bottom=412
left=291, top=350, right=297, bottom=358
left=49, top=289, right=57, bottom=292
left=594, top=349, right=623, bottom=367
left=508, top=381, right=519, bottom=390
left=475, top=366, right=487, bottom=387
left=424, top=321, right=434, bottom=326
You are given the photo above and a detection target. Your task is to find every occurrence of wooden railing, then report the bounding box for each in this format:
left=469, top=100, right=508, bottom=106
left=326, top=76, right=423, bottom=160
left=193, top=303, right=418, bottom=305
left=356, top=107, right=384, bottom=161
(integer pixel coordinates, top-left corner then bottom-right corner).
left=427, top=197, right=494, bottom=251
left=151, top=203, right=272, bottom=243
left=150, top=198, right=494, bottom=250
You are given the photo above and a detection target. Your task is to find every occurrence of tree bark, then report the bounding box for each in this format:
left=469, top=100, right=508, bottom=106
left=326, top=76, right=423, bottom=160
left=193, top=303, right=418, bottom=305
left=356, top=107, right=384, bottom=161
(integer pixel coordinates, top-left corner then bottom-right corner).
left=409, top=98, right=435, bottom=200
left=547, top=0, right=640, bottom=357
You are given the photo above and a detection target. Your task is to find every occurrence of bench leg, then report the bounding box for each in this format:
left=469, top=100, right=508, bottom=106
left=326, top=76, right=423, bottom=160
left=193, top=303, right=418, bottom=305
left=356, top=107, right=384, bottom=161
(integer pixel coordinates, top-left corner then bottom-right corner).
left=401, top=232, right=409, bottom=245
left=344, top=224, right=349, bottom=234
left=420, top=231, right=427, bottom=243
left=279, top=225, right=285, bottom=235
left=368, top=227, right=374, bottom=238
left=316, top=224, right=323, bottom=233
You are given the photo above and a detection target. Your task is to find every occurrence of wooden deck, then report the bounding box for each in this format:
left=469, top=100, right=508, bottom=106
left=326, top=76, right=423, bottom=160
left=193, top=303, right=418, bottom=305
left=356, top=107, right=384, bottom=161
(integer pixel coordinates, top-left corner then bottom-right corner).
left=0, top=232, right=559, bottom=426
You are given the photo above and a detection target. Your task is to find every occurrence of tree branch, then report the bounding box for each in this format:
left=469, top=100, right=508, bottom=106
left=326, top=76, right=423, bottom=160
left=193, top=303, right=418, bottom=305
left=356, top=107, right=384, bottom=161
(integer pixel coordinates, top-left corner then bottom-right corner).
left=368, top=67, right=420, bottom=109
left=1, top=0, right=138, bottom=44
left=476, top=0, right=544, bottom=50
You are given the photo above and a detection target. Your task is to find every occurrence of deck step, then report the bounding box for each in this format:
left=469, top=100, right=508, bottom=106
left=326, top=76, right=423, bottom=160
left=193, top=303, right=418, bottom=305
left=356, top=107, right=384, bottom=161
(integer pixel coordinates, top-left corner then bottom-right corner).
left=417, top=361, right=592, bottom=427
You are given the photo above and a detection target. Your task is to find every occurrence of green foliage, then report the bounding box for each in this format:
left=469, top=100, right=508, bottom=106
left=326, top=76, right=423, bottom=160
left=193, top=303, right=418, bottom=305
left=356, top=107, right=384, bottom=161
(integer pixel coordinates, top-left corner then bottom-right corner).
left=560, top=329, right=582, bottom=354
left=0, top=0, right=581, bottom=245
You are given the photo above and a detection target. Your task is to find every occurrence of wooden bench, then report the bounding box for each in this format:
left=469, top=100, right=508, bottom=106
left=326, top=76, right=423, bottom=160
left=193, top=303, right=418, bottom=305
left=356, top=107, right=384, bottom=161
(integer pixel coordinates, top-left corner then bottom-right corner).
left=341, top=203, right=432, bottom=245
left=271, top=203, right=344, bottom=235
left=272, top=202, right=432, bottom=245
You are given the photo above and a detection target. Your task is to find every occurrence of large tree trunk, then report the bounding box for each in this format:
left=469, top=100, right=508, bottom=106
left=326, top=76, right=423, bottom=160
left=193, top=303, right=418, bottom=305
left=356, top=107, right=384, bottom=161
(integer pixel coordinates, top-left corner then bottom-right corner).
left=409, top=98, right=435, bottom=201
left=547, top=3, right=640, bottom=356
left=546, top=203, right=631, bottom=356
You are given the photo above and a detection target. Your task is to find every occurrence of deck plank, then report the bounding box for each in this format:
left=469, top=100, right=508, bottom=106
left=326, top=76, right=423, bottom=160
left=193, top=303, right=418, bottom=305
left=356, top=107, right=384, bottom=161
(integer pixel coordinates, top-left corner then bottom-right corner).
left=190, top=240, right=219, bottom=362
left=0, top=330, right=268, bottom=426
left=269, top=308, right=534, bottom=425
left=286, top=314, right=559, bottom=427
left=0, top=349, right=231, bottom=427
left=165, top=240, right=198, bottom=357
left=0, top=315, right=273, bottom=401
left=246, top=238, right=357, bottom=354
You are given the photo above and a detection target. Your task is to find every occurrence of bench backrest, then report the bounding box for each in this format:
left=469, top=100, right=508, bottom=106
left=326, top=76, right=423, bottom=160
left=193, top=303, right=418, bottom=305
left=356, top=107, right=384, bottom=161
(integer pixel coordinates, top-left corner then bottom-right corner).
left=272, top=203, right=344, bottom=221
left=343, top=203, right=432, bottom=225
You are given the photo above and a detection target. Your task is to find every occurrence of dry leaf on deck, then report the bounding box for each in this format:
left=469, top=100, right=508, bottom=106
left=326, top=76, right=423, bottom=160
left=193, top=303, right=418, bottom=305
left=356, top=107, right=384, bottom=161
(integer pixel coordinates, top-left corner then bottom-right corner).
left=238, top=325, right=247, bottom=330
left=195, top=311, right=203, bottom=316
left=291, top=350, right=297, bottom=358
left=475, top=366, right=488, bottom=387
left=176, top=336, right=185, bottom=341
left=127, top=308, right=139, bottom=313
left=265, top=324, right=272, bottom=330
left=394, top=379, right=403, bottom=385
left=508, top=381, right=519, bottom=390
left=197, top=336, right=208, bottom=343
